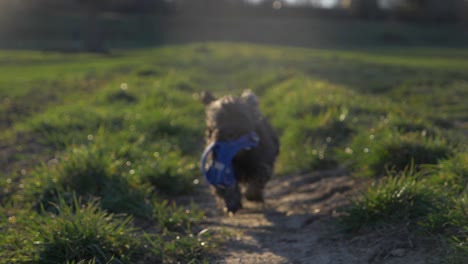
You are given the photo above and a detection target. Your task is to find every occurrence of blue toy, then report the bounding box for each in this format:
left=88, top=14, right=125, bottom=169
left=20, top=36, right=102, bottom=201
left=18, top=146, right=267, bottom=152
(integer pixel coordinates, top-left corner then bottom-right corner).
left=200, top=132, right=259, bottom=187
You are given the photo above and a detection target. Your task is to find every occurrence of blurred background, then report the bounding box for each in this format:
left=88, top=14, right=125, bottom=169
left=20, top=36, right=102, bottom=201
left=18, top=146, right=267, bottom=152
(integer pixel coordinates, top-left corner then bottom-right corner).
left=1, top=0, right=467, bottom=52
left=1, top=1, right=468, bottom=263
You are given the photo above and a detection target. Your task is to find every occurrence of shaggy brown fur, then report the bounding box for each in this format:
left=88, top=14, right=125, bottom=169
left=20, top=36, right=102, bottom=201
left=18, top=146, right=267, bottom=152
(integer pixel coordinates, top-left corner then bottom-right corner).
left=200, top=90, right=279, bottom=213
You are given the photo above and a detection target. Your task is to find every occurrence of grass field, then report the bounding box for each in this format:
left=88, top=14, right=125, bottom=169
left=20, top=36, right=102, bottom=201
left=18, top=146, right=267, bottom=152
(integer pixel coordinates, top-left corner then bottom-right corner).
left=0, top=42, right=467, bottom=263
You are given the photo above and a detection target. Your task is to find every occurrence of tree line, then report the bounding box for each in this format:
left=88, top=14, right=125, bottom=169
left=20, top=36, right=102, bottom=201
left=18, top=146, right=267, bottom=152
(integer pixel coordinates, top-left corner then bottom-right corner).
left=10, top=0, right=467, bottom=23
left=349, top=0, right=467, bottom=22
left=6, top=0, right=465, bottom=52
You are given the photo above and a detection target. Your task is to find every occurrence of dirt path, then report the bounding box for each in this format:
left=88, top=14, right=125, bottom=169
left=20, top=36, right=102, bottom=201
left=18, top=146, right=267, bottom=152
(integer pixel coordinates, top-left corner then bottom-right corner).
left=191, top=168, right=431, bottom=264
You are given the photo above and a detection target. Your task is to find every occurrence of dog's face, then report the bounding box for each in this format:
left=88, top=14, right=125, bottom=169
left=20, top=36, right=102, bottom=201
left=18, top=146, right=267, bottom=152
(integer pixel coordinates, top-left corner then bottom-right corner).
left=200, top=90, right=259, bottom=213
left=202, top=93, right=256, bottom=143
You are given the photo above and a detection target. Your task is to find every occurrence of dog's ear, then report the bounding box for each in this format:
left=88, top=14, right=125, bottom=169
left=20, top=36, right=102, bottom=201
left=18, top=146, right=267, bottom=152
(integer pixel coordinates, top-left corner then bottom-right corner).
left=200, top=91, right=216, bottom=105
left=241, top=89, right=258, bottom=107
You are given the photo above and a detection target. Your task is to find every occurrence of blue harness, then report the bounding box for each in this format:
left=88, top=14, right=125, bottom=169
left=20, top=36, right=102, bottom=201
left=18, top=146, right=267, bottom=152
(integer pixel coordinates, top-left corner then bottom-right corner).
left=200, top=132, right=259, bottom=187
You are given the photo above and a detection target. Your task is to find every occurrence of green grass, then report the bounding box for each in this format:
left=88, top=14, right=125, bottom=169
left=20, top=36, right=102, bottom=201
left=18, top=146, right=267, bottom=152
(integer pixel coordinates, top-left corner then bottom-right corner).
left=340, top=169, right=444, bottom=232
left=0, top=195, right=214, bottom=263
left=341, top=123, right=452, bottom=177
left=0, top=42, right=467, bottom=262
left=19, top=144, right=152, bottom=218
left=1, top=195, right=139, bottom=263
left=340, top=161, right=467, bottom=262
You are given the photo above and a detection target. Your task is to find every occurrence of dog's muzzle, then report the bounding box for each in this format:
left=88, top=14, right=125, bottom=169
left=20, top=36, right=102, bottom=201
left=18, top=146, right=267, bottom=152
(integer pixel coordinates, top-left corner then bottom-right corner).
left=200, top=132, right=259, bottom=187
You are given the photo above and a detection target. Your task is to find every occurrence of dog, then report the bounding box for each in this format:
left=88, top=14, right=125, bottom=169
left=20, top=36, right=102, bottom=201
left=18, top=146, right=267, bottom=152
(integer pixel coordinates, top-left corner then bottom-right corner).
left=200, top=90, right=279, bottom=213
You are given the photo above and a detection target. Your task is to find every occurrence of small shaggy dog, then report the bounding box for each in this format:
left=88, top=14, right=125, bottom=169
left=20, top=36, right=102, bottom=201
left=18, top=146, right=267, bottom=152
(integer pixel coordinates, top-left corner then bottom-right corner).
left=200, top=90, right=279, bottom=213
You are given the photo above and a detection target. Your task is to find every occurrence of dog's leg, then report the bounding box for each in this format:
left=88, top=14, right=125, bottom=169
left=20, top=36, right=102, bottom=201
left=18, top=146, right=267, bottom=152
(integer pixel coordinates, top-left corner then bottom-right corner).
left=245, top=163, right=273, bottom=202
left=213, top=183, right=243, bottom=213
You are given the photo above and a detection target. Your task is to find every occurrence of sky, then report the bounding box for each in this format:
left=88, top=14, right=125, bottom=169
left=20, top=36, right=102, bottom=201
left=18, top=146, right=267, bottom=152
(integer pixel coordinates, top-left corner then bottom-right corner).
left=288, top=0, right=338, bottom=8
left=245, top=0, right=340, bottom=8
left=245, top=0, right=402, bottom=9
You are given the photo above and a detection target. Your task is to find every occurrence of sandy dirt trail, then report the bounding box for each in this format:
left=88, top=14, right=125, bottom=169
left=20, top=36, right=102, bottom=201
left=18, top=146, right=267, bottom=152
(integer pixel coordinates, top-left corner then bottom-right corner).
left=191, top=168, right=431, bottom=264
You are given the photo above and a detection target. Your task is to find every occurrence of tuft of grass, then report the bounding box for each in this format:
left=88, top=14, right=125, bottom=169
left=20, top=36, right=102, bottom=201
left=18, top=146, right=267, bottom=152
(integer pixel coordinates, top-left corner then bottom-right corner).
left=22, top=144, right=152, bottom=218
left=341, top=163, right=467, bottom=262
left=1, top=196, right=214, bottom=264
left=422, top=193, right=468, bottom=264
left=54, top=146, right=110, bottom=196
left=341, top=124, right=452, bottom=177
left=34, top=197, right=139, bottom=264
left=446, top=194, right=468, bottom=263
left=0, top=195, right=139, bottom=264
left=424, top=152, right=468, bottom=193
left=340, top=168, right=446, bottom=233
